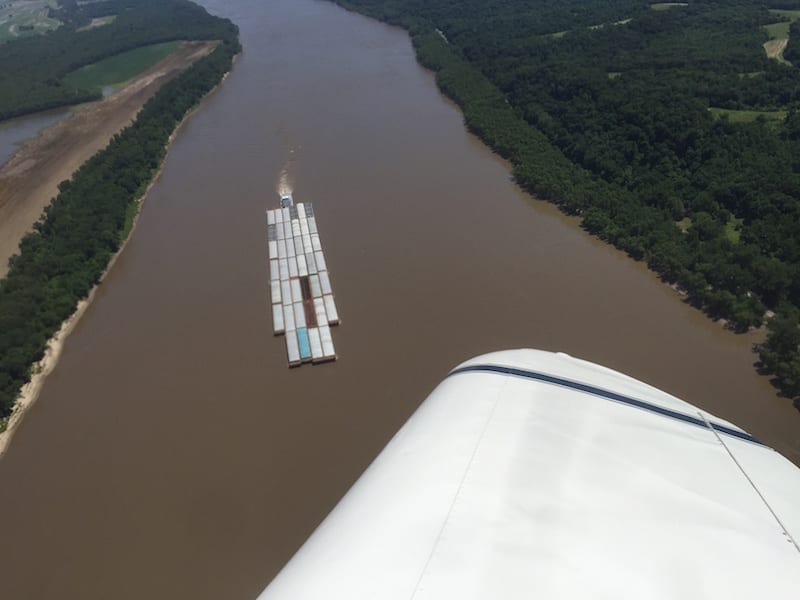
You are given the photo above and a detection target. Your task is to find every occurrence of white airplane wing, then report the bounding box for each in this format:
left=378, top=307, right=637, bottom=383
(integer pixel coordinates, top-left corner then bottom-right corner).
left=258, top=349, right=800, bottom=599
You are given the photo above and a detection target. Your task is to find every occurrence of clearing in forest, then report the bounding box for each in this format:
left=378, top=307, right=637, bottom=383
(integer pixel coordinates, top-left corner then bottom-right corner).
left=650, top=3, right=688, bottom=11
left=725, top=218, right=743, bottom=244
left=763, top=38, right=789, bottom=63
left=546, top=17, right=632, bottom=39
left=764, top=21, right=791, bottom=40
left=77, top=15, right=117, bottom=31
left=762, top=8, right=800, bottom=63
left=589, top=18, right=632, bottom=30
left=708, top=107, right=787, bottom=123
left=675, top=217, right=742, bottom=244
left=768, top=8, right=800, bottom=20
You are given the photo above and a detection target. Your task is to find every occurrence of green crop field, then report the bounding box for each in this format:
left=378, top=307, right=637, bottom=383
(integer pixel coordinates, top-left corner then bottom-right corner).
left=64, top=41, right=181, bottom=91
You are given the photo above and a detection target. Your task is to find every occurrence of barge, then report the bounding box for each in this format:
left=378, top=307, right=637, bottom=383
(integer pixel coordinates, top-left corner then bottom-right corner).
left=267, top=193, right=339, bottom=367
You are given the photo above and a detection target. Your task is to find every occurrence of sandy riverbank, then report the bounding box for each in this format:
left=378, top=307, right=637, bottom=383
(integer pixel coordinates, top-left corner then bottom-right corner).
left=0, top=40, right=217, bottom=279
left=0, top=47, right=236, bottom=458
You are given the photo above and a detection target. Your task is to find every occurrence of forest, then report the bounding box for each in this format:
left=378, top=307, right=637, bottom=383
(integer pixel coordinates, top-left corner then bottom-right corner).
left=334, top=0, right=800, bottom=408
left=0, top=4, right=240, bottom=427
left=0, top=0, right=239, bottom=120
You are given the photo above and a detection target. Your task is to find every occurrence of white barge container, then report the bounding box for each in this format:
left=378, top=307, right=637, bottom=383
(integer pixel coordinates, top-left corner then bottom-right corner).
left=319, top=271, right=332, bottom=295
left=323, top=294, right=339, bottom=325
left=272, top=304, right=284, bottom=335
left=285, top=330, right=301, bottom=366
left=281, top=280, right=292, bottom=306
left=270, top=280, right=281, bottom=304
left=266, top=193, right=339, bottom=367
left=319, top=325, right=335, bottom=359
left=283, top=304, right=296, bottom=332
left=308, top=327, right=324, bottom=362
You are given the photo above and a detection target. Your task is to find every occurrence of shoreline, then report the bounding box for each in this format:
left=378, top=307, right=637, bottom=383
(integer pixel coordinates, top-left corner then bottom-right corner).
left=336, top=2, right=776, bottom=342
left=0, top=56, right=238, bottom=459
left=0, top=41, right=218, bottom=279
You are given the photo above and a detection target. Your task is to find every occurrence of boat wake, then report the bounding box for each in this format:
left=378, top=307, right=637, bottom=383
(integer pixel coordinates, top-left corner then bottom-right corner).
left=277, top=149, right=296, bottom=196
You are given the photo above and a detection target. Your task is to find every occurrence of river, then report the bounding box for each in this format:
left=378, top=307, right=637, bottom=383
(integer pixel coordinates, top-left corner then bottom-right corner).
left=0, top=0, right=798, bottom=598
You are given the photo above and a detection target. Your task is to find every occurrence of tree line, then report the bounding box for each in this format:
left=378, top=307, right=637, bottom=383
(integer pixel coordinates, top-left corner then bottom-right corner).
left=0, top=8, right=241, bottom=427
left=333, top=0, right=800, bottom=408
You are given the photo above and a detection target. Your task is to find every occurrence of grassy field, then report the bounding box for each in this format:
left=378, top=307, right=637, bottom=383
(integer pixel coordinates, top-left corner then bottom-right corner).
left=768, top=8, right=800, bottom=21
left=650, top=3, right=688, bottom=11
left=763, top=21, right=791, bottom=40
left=0, top=0, right=60, bottom=43
left=708, top=107, right=787, bottom=123
left=64, top=41, right=181, bottom=91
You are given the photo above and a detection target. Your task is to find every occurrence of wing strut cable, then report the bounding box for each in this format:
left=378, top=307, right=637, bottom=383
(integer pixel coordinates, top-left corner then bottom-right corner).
left=697, top=410, right=800, bottom=555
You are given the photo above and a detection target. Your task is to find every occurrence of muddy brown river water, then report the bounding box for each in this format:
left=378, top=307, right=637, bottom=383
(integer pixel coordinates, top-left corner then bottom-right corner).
left=1, top=1, right=798, bottom=598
